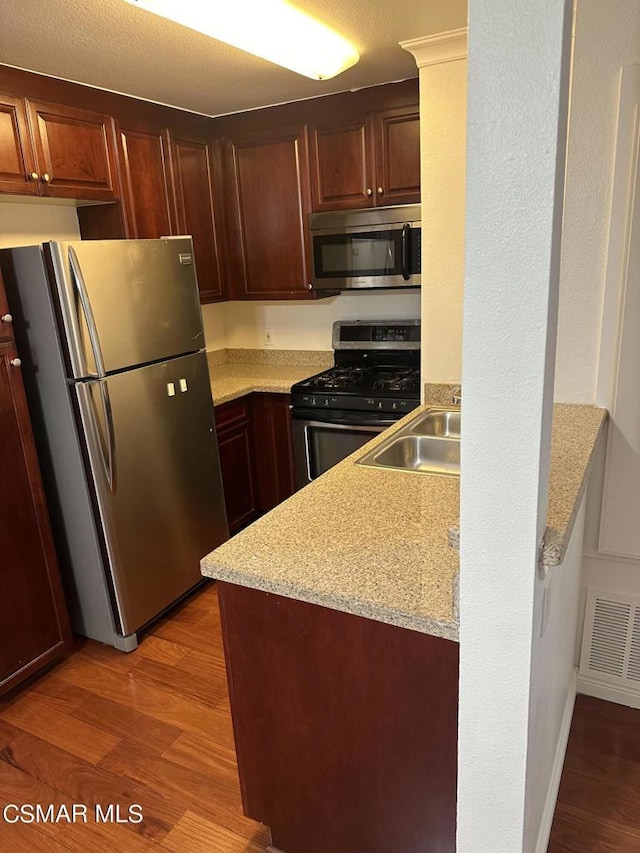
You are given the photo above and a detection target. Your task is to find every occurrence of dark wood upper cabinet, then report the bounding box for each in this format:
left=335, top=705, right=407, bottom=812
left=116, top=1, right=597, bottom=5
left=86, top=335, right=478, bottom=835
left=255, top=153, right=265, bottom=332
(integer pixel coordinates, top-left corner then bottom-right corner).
left=170, top=134, right=225, bottom=303
left=0, top=335, right=72, bottom=697
left=0, top=94, right=38, bottom=196
left=26, top=100, right=119, bottom=201
left=118, top=122, right=175, bottom=239
left=226, top=125, right=314, bottom=300
left=309, top=102, right=420, bottom=212
left=374, top=106, right=421, bottom=206
left=309, top=116, right=374, bottom=211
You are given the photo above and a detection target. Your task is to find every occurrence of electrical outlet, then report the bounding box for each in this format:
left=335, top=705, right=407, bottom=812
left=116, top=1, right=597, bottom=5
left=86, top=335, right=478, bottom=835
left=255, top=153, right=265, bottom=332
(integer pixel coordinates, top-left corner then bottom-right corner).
left=265, top=329, right=274, bottom=348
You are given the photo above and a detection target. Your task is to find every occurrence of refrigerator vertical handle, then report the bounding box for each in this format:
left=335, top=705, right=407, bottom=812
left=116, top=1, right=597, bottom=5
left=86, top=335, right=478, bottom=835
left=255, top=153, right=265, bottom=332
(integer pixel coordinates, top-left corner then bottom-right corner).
left=100, top=381, right=117, bottom=494
left=77, top=381, right=117, bottom=495
left=68, top=246, right=106, bottom=379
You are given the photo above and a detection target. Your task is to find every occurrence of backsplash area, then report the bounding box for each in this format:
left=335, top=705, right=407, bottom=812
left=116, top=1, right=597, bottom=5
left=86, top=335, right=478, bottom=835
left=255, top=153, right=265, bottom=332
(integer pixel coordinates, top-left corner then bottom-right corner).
left=201, top=291, right=421, bottom=351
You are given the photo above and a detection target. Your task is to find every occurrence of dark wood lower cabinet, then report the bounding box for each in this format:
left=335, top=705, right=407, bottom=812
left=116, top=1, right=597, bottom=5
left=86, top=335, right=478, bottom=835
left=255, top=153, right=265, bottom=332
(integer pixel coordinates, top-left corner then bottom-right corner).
left=251, top=393, right=296, bottom=513
left=0, top=340, right=71, bottom=697
left=214, top=398, right=257, bottom=534
left=218, top=582, right=459, bottom=853
left=215, top=393, right=297, bottom=534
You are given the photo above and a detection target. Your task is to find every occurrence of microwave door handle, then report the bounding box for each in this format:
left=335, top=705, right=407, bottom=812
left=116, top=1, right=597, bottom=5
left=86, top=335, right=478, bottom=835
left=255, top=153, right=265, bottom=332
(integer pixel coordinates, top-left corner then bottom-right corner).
left=401, top=223, right=411, bottom=280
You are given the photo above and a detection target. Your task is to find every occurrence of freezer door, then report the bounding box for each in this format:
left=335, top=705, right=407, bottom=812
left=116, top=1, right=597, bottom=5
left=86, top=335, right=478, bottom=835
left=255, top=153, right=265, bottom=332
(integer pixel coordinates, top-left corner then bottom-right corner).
left=73, top=351, right=228, bottom=635
left=45, top=238, right=204, bottom=379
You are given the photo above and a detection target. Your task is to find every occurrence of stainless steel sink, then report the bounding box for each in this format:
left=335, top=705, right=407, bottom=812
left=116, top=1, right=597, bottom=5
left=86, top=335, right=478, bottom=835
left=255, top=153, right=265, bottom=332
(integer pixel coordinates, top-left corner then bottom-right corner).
left=409, top=409, right=460, bottom=438
left=356, top=407, right=461, bottom=477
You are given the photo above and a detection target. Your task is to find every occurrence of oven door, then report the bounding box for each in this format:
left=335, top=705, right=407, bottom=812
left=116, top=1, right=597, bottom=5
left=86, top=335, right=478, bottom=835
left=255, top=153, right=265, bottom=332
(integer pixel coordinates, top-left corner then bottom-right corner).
left=291, top=410, right=396, bottom=488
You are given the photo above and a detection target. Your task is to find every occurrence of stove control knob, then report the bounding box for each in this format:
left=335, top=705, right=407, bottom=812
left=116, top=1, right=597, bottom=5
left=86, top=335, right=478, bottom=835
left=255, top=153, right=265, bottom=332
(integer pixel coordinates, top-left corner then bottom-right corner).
left=392, top=402, right=398, bottom=410
left=323, top=398, right=329, bottom=406
left=377, top=401, right=383, bottom=409
left=311, top=398, right=317, bottom=406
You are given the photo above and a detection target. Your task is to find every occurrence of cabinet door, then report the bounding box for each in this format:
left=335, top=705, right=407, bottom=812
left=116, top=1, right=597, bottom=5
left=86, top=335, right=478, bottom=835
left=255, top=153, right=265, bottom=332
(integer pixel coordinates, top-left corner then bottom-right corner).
left=228, top=126, right=313, bottom=299
left=309, top=116, right=375, bottom=211
left=215, top=399, right=257, bottom=533
left=0, top=342, right=71, bottom=695
left=26, top=100, right=119, bottom=201
left=251, top=393, right=296, bottom=513
left=118, top=123, right=175, bottom=238
left=374, top=107, right=421, bottom=206
left=0, top=94, right=38, bottom=196
left=171, top=134, right=225, bottom=303
left=0, top=271, right=13, bottom=342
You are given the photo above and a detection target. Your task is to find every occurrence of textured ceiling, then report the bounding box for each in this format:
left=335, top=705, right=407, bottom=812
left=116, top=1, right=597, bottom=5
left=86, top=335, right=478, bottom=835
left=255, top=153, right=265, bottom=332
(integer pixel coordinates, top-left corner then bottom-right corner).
left=0, top=0, right=467, bottom=117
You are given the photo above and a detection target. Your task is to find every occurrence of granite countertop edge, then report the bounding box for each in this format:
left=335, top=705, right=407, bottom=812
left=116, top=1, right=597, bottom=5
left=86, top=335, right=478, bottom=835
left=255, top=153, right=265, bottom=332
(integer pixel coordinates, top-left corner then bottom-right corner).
left=202, top=564, right=459, bottom=642
left=446, top=405, right=609, bottom=567
left=541, top=409, right=609, bottom=566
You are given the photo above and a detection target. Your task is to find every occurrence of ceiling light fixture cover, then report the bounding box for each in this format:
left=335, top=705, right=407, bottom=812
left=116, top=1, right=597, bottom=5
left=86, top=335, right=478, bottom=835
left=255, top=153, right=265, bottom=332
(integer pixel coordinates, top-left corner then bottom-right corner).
left=123, top=0, right=360, bottom=80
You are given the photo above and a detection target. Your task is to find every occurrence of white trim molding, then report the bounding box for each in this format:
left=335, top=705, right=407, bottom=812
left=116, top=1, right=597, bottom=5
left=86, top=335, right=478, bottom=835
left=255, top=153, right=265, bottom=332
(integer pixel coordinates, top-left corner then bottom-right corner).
left=400, top=28, right=468, bottom=69
left=578, top=675, right=640, bottom=710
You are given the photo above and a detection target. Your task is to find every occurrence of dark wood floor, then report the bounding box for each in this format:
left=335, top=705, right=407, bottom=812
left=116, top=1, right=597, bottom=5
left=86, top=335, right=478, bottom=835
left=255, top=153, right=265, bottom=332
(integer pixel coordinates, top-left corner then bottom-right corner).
left=549, top=693, right=640, bottom=851
left=0, top=581, right=638, bottom=851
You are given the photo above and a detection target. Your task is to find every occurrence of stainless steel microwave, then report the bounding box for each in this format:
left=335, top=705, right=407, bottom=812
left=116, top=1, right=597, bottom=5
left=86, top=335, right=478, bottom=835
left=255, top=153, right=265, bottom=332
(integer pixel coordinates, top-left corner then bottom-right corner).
left=309, top=205, right=421, bottom=291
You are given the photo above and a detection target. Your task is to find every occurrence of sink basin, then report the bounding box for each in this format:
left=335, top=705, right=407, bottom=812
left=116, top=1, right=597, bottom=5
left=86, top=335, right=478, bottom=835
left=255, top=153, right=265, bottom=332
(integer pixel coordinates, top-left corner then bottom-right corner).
left=409, top=409, right=461, bottom=438
left=356, top=407, right=461, bottom=477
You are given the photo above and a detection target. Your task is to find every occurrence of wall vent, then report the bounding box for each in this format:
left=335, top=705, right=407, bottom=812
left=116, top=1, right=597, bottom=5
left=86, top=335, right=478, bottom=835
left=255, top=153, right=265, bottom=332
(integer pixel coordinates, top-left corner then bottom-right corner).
left=579, top=588, right=640, bottom=694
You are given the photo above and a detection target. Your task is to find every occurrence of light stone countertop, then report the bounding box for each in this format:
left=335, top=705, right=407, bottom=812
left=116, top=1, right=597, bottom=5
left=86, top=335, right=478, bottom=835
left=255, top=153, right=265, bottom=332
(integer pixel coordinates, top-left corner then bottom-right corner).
left=201, top=387, right=607, bottom=641
left=542, top=403, right=608, bottom=564
left=207, top=348, right=333, bottom=406
left=203, top=405, right=461, bottom=640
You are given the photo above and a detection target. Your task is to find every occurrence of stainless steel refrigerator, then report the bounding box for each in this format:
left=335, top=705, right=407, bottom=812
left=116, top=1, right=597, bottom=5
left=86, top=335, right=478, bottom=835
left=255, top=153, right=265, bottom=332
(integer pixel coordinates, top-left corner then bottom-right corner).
left=0, top=238, right=228, bottom=651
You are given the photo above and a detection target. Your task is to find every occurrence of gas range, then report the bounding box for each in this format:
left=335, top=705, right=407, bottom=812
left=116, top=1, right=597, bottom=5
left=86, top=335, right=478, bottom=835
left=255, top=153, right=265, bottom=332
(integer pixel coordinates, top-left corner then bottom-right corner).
left=291, top=362, right=420, bottom=415
left=290, top=320, right=421, bottom=416
left=290, top=320, right=421, bottom=487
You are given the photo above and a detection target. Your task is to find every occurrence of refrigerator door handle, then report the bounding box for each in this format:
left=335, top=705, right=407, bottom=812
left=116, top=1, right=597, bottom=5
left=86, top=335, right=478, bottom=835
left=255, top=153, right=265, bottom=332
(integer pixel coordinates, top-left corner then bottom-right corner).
left=100, top=380, right=117, bottom=494
left=68, top=245, right=106, bottom=379
left=77, top=380, right=117, bottom=495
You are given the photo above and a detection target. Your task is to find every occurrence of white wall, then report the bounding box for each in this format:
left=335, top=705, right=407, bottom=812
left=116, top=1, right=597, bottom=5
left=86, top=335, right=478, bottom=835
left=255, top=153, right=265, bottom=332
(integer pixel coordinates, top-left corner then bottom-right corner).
left=419, top=56, right=467, bottom=383
left=524, top=498, right=585, bottom=852
left=406, top=0, right=640, bottom=402
left=554, top=0, right=640, bottom=404
left=565, top=1, right=640, bottom=706
left=0, top=200, right=81, bottom=248
left=458, top=1, right=572, bottom=851
left=201, top=291, right=421, bottom=351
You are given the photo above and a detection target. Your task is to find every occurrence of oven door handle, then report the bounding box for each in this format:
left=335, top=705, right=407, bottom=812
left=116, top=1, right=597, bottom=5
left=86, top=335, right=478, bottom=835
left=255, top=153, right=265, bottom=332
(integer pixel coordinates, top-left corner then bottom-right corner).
left=303, top=421, right=385, bottom=482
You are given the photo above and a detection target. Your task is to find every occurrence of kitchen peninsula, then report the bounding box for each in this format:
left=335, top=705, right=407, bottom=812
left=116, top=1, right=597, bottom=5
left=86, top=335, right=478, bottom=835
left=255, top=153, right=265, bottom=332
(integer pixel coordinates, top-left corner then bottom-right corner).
left=201, top=395, right=606, bottom=853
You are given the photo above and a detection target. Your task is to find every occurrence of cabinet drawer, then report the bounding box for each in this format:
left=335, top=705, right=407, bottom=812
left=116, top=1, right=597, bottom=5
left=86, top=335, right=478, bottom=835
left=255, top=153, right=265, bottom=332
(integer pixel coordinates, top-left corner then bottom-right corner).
left=215, top=397, right=250, bottom=431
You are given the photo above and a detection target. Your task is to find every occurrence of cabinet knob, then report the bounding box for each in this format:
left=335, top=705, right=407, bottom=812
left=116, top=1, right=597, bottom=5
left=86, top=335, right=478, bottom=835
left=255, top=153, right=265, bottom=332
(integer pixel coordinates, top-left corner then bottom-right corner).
left=306, top=282, right=313, bottom=290
left=41, top=173, right=51, bottom=183
left=10, top=358, right=22, bottom=368
left=377, top=187, right=384, bottom=195
left=1, top=313, right=13, bottom=324
left=366, top=188, right=372, bottom=196
left=28, top=172, right=39, bottom=181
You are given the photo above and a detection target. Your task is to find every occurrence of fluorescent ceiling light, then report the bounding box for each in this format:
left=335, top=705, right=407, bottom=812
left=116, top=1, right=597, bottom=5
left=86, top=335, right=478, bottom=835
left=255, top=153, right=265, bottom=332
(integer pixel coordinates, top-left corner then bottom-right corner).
left=123, top=0, right=360, bottom=80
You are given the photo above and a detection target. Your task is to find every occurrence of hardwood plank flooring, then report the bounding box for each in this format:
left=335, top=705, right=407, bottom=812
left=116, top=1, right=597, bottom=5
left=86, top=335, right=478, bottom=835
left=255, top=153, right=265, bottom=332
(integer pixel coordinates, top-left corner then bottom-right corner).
left=1, top=582, right=639, bottom=851
left=0, top=582, right=270, bottom=852
left=549, top=694, right=640, bottom=851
